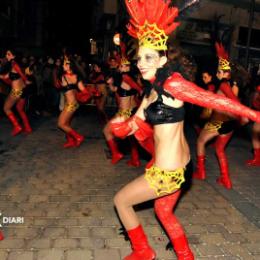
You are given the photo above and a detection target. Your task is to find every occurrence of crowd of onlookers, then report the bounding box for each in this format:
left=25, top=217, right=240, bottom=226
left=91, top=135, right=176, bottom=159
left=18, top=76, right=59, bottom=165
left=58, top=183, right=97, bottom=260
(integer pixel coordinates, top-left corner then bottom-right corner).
left=0, top=49, right=124, bottom=118
left=0, top=47, right=259, bottom=122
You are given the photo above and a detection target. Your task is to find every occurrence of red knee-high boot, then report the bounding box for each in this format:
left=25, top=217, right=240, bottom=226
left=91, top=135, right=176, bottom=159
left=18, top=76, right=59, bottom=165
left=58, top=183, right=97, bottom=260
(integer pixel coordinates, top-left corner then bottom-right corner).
left=68, top=129, right=84, bottom=147
left=193, top=155, right=206, bottom=180
left=127, top=138, right=141, bottom=167
left=7, top=112, right=22, bottom=136
left=63, top=134, right=76, bottom=148
left=107, top=138, right=123, bottom=164
left=16, top=99, right=32, bottom=134
left=0, top=230, right=4, bottom=240
left=246, top=148, right=260, bottom=166
left=215, top=134, right=232, bottom=189
left=154, top=191, right=194, bottom=260
left=124, top=225, right=156, bottom=260
left=138, top=137, right=155, bottom=169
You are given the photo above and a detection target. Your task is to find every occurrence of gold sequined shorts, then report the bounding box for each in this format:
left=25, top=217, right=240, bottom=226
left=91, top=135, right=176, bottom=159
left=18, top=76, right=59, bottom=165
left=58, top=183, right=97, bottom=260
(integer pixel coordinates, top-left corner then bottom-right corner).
left=204, top=120, right=237, bottom=135
left=145, top=165, right=186, bottom=196
left=10, top=88, right=23, bottom=98
left=116, top=109, right=132, bottom=119
left=204, top=121, right=223, bottom=132
left=64, top=102, right=79, bottom=112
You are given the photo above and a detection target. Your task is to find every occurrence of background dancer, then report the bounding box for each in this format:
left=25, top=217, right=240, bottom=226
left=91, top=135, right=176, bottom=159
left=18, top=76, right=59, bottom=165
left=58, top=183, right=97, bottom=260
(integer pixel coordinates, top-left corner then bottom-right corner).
left=193, top=42, right=241, bottom=189
left=55, top=56, right=89, bottom=148
left=0, top=49, right=32, bottom=135
left=104, top=56, right=142, bottom=165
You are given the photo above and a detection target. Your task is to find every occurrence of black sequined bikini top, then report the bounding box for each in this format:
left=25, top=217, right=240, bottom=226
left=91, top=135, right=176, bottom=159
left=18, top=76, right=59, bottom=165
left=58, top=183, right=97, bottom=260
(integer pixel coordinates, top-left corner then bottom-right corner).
left=117, top=72, right=137, bottom=97
left=143, top=69, right=185, bottom=126
left=144, top=91, right=185, bottom=125
left=9, top=71, right=21, bottom=81
left=61, top=75, right=79, bottom=93
left=117, top=85, right=137, bottom=97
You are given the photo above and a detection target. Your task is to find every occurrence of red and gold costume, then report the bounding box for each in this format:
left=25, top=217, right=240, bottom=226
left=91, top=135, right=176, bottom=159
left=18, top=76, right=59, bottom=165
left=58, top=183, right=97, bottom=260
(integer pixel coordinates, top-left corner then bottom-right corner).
left=245, top=85, right=260, bottom=166
left=193, top=42, right=241, bottom=189
left=54, top=57, right=90, bottom=148
left=109, top=1, right=260, bottom=260
left=106, top=58, right=143, bottom=166
left=110, top=1, right=193, bottom=259
left=105, top=35, right=145, bottom=167
left=89, top=64, right=108, bottom=124
left=2, top=59, right=32, bottom=135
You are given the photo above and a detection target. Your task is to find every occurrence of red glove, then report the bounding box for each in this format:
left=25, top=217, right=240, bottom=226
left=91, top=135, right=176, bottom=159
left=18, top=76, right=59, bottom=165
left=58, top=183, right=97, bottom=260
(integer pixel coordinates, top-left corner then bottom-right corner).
left=110, top=119, right=132, bottom=139
left=76, top=88, right=91, bottom=103
left=110, top=115, right=153, bottom=140
left=163, top=72, right=260, bottom=123
left=88, top=85, right=101, bottom=97
left=133, top=116, right=153, bottom=141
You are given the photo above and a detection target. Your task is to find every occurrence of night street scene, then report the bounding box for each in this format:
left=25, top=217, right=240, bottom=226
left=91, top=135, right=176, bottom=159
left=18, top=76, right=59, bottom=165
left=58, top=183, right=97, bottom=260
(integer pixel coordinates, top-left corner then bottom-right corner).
left=0, top=0, right=260, bottom=259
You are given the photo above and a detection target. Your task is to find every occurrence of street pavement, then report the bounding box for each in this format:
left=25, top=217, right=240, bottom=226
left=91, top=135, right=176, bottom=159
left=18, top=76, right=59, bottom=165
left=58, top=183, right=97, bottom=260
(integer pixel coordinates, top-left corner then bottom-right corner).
left=0, top=107, right=259, bottom=260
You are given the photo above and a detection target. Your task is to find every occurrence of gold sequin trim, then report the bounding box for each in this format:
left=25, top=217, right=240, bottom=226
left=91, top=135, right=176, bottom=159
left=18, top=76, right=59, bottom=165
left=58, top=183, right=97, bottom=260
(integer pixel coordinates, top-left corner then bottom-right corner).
left=145, top=165, right=185, bottom=196
left=11, top=89, right=23, bottom=98
left=65, top=102, right=79, bottom=112
left=204, top=121, right=223, bottom=132
left=116, top=109, right=132, bottom=119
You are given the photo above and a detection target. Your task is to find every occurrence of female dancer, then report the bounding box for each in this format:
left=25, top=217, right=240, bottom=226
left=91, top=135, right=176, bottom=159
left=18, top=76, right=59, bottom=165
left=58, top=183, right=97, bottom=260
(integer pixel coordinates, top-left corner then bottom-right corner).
left=0, top=49, right=32, bottom=135
left=193, top=43, right=240, bottom=189
left=246, top=85, right=260, bottom=166
left=55, top=57, right=88, bottom=148
left=103, top=57, right=142, bottom=165
left=194, top=70, right=216, bottom=134
left=89, top=62, right=108, bottom=124
left=109, top=1, right=260, bottom=259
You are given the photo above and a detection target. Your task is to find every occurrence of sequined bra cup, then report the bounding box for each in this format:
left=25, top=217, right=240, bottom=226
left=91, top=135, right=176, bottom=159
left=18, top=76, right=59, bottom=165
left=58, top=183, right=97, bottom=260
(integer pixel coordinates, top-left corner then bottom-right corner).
left=61, top=76, right=78, bottom=93
left=117, top=85, right=137, bottom=97
left=9, top=72, right=21, bottom=81
left=144, top=94, right=185, bottom=125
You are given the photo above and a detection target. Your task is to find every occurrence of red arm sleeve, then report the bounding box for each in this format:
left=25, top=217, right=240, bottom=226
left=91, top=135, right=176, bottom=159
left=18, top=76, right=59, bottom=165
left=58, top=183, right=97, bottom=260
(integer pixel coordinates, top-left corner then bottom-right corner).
left=123, top=74, right=142, bottom=94
left=53, top=70, right=62, bottom=89
left=219, top=82, right=239, bottom=101
left=207, top=83, right=215, bottom=93
left=13, top=62, right=27, bottom=83
left=163, top=72, right=260, bottom=123
left=1, top=77, right=11, bottom=85
left=92, top=74, right=105, bottom=83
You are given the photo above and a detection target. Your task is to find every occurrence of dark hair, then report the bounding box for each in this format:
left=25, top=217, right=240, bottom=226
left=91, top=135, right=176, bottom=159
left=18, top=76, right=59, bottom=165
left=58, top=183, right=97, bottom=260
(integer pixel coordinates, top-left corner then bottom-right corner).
left=65, top=57, right=84, bottom=79
left=201, top=70, right=214, bottom=77
left=92, top=61, right=104, bottom=71
left=105, top=70, right=122, bottom=87
left=6, top=48, right=17, bottom=56
left=158, top=50, right=167, bottom=57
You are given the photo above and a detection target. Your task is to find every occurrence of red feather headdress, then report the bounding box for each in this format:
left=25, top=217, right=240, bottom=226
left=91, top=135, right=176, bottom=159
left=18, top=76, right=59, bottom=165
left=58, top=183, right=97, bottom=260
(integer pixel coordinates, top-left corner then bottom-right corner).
left=215, top=42, right=230, bottom=71
left=120, top=39, right=130, bottom=65
left=125, top=0, right=180, bottom=50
